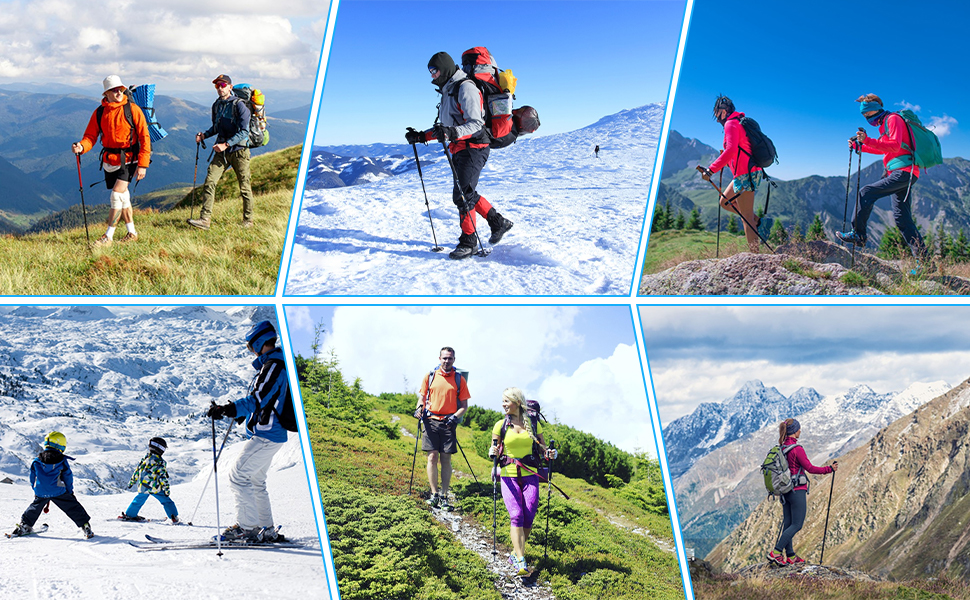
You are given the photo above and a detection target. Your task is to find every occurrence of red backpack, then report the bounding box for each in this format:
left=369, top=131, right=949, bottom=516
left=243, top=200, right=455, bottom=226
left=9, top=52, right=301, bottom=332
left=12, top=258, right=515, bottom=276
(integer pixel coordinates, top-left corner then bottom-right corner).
left=456, top=47, right=540, bottom=149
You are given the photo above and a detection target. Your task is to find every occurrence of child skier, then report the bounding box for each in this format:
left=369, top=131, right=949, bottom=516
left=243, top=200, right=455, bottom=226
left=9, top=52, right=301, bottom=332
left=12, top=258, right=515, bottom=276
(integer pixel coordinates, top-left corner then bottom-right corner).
left=11, top=431, right=94, bottom=539
left=120, top=437, right=179, bottom=523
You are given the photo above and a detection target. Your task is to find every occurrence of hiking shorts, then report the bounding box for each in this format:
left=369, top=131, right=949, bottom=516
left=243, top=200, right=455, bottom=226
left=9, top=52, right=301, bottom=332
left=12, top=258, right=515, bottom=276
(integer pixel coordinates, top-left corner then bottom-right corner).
left=732, top=170, right=762, bottom=193
left=421, top=417, right=457, bottom=454
left=103, top=161, right=138, bottom=190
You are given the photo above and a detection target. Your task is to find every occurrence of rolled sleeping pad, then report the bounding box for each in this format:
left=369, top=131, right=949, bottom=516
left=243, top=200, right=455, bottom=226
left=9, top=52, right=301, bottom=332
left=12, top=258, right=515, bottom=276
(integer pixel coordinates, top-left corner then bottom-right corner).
left=130, top=84, right=168, bottom=142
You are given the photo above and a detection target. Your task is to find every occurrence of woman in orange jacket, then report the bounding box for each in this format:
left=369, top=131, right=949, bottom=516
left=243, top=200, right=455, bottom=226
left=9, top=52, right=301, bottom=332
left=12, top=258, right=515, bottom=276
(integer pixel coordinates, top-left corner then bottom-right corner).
left=71, top=75, right=151, bottom=246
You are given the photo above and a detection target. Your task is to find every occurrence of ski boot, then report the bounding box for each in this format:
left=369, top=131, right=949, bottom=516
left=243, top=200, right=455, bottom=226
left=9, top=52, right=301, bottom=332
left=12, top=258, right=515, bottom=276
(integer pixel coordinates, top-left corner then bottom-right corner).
left=10, top=523, right=32, bottom=537
left=118, top=512, right=146, bottom=522
left=81, top=522, right=94, bottom=539
left=486, top=208, right=513, bottom=245
left=220, top=523, right=247, bottom=540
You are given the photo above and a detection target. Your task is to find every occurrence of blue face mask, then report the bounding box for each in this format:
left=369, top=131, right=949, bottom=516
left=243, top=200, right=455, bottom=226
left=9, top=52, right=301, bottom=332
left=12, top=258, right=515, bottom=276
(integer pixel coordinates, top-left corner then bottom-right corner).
left=866, top=110, right=885, bottom=127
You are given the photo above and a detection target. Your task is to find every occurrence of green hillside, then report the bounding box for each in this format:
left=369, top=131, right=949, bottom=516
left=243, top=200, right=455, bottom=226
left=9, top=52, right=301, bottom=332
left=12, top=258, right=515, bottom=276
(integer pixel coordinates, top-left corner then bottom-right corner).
left=296, top=352, right=684, bottom=600
left=0, top=144, right=301, bottom=295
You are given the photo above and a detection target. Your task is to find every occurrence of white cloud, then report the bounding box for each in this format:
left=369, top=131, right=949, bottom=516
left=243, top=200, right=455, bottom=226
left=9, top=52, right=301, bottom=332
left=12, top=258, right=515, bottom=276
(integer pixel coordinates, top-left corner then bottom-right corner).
left=896, top=100, right=921, bottom=112
left=0, top=0, right=327, bottom=88
left=285, top=306, right=312, bottom=332
left=928, top=115, right=958, bottom=138
left=537, top=343, right=655, bottom=456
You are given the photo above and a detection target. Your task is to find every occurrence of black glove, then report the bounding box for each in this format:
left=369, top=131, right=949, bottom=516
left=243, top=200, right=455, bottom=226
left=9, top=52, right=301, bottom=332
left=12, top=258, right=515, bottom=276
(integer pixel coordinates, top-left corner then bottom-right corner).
left=207, top=403, right=237, bottom=419
left=405, top=129, right=425, bottom=145
left=433, top=124, right=456, bottom=143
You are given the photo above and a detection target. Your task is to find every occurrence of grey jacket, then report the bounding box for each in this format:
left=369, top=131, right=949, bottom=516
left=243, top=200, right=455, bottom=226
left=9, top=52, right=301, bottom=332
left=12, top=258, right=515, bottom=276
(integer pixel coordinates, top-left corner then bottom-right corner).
left=435, top=69, right=488, bottom=148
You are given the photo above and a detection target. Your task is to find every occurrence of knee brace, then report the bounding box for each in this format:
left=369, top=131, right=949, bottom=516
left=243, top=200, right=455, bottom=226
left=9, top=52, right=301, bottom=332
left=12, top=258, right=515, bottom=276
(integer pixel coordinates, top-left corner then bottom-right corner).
left=109, top=190, right=131, bottom=210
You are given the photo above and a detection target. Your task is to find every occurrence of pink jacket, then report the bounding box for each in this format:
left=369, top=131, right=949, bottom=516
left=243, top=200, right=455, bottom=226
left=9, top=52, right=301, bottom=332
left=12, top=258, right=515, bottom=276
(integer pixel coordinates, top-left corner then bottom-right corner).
left=709, top=111, right=761, bottom=177
left=784, top=436, right=833, bottom=492
left=861, top=112, right=920, bottom=177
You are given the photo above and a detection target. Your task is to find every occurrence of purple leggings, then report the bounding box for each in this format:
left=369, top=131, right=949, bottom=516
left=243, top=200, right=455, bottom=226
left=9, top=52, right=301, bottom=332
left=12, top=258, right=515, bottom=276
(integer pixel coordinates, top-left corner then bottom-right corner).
left=501, top=474, right=540, bottom=527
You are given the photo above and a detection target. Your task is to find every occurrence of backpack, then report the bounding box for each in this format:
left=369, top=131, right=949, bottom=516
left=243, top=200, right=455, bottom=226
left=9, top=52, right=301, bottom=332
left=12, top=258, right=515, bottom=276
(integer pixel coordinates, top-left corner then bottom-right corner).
left=95, top=84, right=167, bottom=163
left=425, top=367, right=465, bottom=420
left=456, top=47, right=540, bottom=149
left=255, top=357, right=298, bottom=432
left=761, top=443, right=803, bottom=498
left=731, top=115, right=777, bottom=169
left=498, top=399, right=547, bottom=468
left=886, top=110, right=943, bottom=171
left=231, top=83, right=269, bottom=148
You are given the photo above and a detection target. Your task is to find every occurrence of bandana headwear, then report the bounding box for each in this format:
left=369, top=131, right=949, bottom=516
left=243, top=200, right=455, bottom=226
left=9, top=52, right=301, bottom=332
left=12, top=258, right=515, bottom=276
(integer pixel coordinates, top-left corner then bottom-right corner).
left=786, top=419, right=801, bottom=436
left=860, top=100, right=883, bottom=114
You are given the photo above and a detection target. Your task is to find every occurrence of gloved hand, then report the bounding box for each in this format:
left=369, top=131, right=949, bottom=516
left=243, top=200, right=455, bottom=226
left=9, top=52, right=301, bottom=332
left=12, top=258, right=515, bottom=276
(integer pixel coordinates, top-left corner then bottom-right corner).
left=207, top=403, right=236, bottom=419
left=849, top=139, right=863, bottom=152
left=545, top=448, right=559, bottom=460
left=433, top=124, right=456, bottom=143
left=405, top=128, right=425, bottom=145
left=445, top=414, right=459, bottom=427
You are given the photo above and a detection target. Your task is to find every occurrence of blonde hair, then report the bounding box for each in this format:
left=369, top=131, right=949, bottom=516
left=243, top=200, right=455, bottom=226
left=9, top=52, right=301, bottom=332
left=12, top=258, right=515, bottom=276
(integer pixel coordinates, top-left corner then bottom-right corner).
left=501, top=387, right=542, bottom=449
left=778, top=418, right=796, bottom=445
left=856, top=93, right=883, bottom=105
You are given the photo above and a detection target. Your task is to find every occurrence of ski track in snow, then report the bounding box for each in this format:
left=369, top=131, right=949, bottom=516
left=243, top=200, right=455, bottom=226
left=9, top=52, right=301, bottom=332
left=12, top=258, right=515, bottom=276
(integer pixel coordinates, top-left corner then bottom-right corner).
left=286, top=104, right=663, bottom=295
left=0, top=307, right=330, bottom=599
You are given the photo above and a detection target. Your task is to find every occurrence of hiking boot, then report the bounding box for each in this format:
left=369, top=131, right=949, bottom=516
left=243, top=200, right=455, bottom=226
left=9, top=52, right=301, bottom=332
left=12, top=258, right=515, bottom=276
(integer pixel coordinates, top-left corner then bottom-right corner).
left=486, top=208, right=513, bottom=245
left=439, top=495, right=453, bottom=512
left=11, top=523, right=32, bottom=537
left=767, top=550, right=787, bottom=566
left=516, top=556, right=529, bottom=577
left=241, top=220, right=254, bottom=229
left=221, top=523, right=247, bottom=540
left=93, top=234, right=112, bottom=247
left=449, top=243, right=476, bottom=260
left=118, top=232, right=138, bottom=243
left=187, top=218, right=211, bottom=231
left=835, top=230, right=867, bottom=247
left=81, top=522, right=94, bottom=539
left=426, top=493, right=441, bottom=508
left=786, top=554, right=805, bottom=565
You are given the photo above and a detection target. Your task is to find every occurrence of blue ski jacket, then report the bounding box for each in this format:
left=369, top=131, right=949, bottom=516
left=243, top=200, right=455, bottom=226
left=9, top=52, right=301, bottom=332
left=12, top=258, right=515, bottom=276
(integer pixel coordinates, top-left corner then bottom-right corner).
left=233, top=347, right=289, bottom=444
left=30, top=450, right=74, bottom=498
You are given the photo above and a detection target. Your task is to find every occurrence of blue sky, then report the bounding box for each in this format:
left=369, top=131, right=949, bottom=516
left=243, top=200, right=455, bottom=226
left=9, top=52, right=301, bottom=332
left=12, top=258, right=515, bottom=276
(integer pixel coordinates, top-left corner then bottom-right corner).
left=640, top=306, right=970, bottom=424
left=314, top=0, right=686, bottom=146
left=667, top=0, right=968, bottom=179
left=284, top=305, right=658, bottom=454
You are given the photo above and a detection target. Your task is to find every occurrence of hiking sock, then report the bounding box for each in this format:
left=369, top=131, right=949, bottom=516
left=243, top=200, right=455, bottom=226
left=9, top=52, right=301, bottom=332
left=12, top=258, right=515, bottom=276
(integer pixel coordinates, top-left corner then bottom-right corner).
left=106, top=226, right=117, bottom=239
left=126, top=222, right=136, bottom=235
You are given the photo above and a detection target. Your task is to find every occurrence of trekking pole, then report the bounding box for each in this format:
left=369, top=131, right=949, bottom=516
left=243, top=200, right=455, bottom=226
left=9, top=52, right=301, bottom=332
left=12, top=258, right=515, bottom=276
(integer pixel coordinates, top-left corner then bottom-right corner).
left=842, top=145, right=853, bottom=246
left=819, top=462, right=836, bottom=565
left=544, top=439, right=555, bottom=562
left=74, top=153, right=91, bottom=246
left=852, top=138, right=863, bottom=268
left=696, top=166, right=774, bottom=252
left=407, top=130, right=444, bottom=252
left=190, top=139, right=206, bottom=221
left=210, top=403, right=223, bottom=557
left=408, top=415, right=424, bottom=496
left=188, top=417, right=235, bottom=524
left=454, top=437, right=479, bottom=484
left=491, top=450, right=499, bottom=562
left=716, top=171, right=723, bottom=258
left=438, top=139, right=490, bottom=257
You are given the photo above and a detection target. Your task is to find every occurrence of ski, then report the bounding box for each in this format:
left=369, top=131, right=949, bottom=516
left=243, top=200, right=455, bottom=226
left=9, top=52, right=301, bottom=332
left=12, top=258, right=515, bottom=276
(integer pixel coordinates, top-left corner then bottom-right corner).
left=5, top=523, right=48, bottom=538
left=129, top=538, right=304, bottom=551
left=110, top=518, right=195, bottom=526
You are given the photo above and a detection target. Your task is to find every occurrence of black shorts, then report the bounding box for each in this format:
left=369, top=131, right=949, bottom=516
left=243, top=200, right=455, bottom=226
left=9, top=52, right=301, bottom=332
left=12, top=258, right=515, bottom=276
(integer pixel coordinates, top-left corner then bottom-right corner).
left=421, top=417, right=457, bottom=454
left=104, top=161, right=138, bottom=189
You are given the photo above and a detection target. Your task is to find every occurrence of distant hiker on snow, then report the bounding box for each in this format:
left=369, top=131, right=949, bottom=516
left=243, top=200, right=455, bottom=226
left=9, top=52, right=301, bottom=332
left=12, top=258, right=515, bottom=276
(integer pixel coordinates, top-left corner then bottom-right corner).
left=72, top=75, right=151, bottom=246
left=120, top=437, right=179, bottom=524
left=11, top=432, right=94, bottom=539
left=414, top=346, right=469, bottom=510
left=699, top=96, right=764, bottom=254
left=767, top=418, right=837, bottom=567
left=836, top=94, right=928, bottom=260
left=188, top=74, right=255, bottom=231
left=488, top=387, right=558, bottom=576
left=405, top=51, right=513, bottom=259
left=594, top=145, right=600, bottom=158
left=207, top=321, right=291, bottom=542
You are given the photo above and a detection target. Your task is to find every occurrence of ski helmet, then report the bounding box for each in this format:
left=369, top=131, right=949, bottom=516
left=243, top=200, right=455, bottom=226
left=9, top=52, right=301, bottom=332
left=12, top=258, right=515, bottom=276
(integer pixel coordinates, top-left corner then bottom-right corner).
left=44, top=431, right=67, bottom=452
left=149, top=437, right=167, bottom=456
left=246, top=320, right=277, bottom=353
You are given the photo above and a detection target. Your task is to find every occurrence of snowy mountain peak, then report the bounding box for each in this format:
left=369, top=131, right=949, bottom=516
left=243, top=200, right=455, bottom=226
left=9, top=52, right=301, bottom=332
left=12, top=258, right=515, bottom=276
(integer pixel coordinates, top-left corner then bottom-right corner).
left=51, top=306, right=117, bottom=321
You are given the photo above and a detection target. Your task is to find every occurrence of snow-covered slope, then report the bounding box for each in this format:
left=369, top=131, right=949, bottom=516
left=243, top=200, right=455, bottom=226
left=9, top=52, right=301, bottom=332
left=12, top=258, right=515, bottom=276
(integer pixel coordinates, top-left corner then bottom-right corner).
left=285, top=103, right=664, bottom=295
left=0, top=307, right=331, bottom=598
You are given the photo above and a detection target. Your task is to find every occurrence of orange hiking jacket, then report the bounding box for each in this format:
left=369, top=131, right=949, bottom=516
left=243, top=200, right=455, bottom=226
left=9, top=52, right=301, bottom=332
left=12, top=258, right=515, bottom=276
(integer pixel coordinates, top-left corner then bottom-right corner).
left=79, top=96, right=152, bottom=168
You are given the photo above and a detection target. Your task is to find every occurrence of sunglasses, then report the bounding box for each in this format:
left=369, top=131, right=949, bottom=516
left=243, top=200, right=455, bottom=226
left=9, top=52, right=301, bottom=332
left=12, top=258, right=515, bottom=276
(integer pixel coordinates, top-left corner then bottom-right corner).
left=428, top=66, right=439, bottom=76
left=215, top=82, right=230, bottom=89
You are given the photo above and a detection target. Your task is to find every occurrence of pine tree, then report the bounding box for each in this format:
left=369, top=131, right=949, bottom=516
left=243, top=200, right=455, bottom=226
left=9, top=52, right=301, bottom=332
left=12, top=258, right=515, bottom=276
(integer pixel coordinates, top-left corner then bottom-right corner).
left=936, top=221, right=950, bottom=259
left=686, top=207, right=704, bottom=231
left=726, top=215, right=739, bottom=235
left=954, top=228, right=969, bottom=262
left=768, top=219, right=788, bottom=246
left=790, top=221, right=804, bottom=243
left=806, top=214, right=827, bottom=241
left=674, top=210, right=686, bottom=230
left=877, top=226, right=909, bottom=259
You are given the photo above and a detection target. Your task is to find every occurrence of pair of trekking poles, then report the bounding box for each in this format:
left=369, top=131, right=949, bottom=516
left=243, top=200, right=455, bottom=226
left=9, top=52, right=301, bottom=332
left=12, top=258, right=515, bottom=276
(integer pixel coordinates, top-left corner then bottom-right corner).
left=407, top=409, right=479, bottom=497
left=697, top=166, right=775, bottom=256
left=406, top=128, right=490, bottom=257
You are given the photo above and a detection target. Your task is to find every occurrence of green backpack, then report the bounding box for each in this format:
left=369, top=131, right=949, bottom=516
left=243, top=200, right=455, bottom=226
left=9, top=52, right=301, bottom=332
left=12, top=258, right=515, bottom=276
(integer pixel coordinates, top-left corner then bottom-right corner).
left=761, top=443, right=801, bottom=498
left=886, top=109, right=943, bottom=171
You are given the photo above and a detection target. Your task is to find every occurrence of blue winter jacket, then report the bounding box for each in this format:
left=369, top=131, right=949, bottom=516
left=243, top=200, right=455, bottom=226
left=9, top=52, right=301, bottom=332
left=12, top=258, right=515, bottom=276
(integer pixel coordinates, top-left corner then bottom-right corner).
left=233, top=347, right=289, bottom=444
left=203, top=96, right=251, bottom=152
left=29, top=450, right=74, bottom=498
